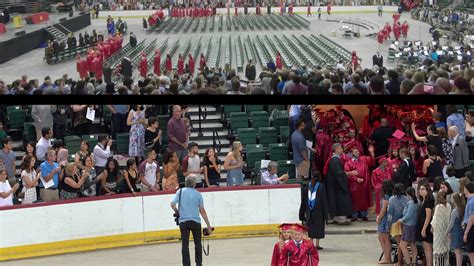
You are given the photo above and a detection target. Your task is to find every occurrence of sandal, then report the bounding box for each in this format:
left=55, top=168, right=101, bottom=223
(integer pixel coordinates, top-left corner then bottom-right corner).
left=377, top=261, right=391, bottom=264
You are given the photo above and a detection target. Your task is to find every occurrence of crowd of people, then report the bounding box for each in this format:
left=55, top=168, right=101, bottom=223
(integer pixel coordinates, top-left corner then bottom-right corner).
left=288, top=104, right=474, bottom=265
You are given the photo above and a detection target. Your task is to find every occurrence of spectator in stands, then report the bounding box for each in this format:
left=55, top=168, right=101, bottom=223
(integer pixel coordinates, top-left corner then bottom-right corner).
left=0, top=122, right=6, bottom=143
left=183, top=142, right=203, bottom=187
left=0, top=137, right=16, bottom=185
left=0, top=168, right=19, bottom=207
left=168, top=105, right=189, bottom=162
left=261, top=161, right=289, bottom=185
left=52, top=140, right=68, bottom=167
left=393, top=148, right=416, bottom=189
left=466, top=111, right=474, bottom=140
left=368, top=76, right=386, bottom=94
left=446, top=105, right=466, bottom=137
left=108, top=105, right=129, bottom=140
left=417, top=181, right=435, bottom=266
left=245, top=60, right=256, bottom=82
left=422, top=145, right=443, bottom=183
left=39, top=150, right=61, bottom=202
left=75, top=141, right=92, bottom=170
left=60, top=163, right=87, bottom=199
left=122, top=158, right=141, bottom=195
left=203, top=148, right=222, bottom=187
left=370, top=118, right=394, bottom=158
left=463, top=182, right=474, bottom=265
left=449, top=126, right=469, bottom=178
left=35, top=127, right=52, bottom=163
left=139, top=148, right=160, bottom=192
left=127, top=105, right=146, bottom=161
left=93, top=133, right=113, bottom=183
left=287, top=75, right=308, bottom=95
left=79, top=155, right=99, bottom=197
left=31, top=105, right=53, bottom=141
left=71, top=105, right=92, bottom=136
left=291, top=119, right=310, bottom=180
left=397, top=186, right=419, bottom=265
left=145, top=116, right=162, bottom=155
left=52, top=105, right=69, bottom=140
left=20, top=155, right=39, bottom=204
left=412, top=124, right=444, bottom=158
left=386, top=70, right=401, bottom=95
left=224, top=141, right=244, bottom=186
left=163, top=150, right=180, bottom=191
left=22, top=142, right=36, bottom=163
left=98, top=157, right=121, bottom=195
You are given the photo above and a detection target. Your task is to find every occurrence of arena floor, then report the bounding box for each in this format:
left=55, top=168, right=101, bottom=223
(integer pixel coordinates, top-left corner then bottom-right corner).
left=2, top=233, right=380, bottom=265
left=0, top=10, right=434, bottom=83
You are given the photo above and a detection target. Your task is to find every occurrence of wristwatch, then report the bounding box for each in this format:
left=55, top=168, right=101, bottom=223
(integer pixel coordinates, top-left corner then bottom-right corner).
left=131, top=189, right=135, bottom=192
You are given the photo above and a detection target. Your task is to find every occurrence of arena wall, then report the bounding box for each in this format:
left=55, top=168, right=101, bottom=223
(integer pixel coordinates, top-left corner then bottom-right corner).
left=0, top=184, right=300, bottom=261
left=99, top=5, right=399, bottom=19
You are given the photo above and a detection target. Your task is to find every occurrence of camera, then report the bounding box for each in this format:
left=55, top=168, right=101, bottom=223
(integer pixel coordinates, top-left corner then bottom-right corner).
left=203, top=227, right=214, bottom=236
left=173, top=212, right=180, bottom=226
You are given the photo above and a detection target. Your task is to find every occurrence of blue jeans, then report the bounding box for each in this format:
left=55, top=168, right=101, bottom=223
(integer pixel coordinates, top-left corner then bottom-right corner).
left=352, top=210, right=368, bottom=219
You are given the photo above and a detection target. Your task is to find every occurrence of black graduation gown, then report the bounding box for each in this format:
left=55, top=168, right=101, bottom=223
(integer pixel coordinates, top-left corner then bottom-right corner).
left=300, top=183, right=329, bottom=239
left=325, top=156, right=353, bottom=217
left=120, top=58, right=133, bottom=79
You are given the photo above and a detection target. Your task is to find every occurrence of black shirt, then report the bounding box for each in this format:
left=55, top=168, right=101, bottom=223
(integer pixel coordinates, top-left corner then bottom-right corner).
left=145, top=129, right=161, bottom=154
left=371, top=126, right=395, bottom=158
left=203, top=157, right=222, bottom=181
left=426, top=135, right=445, bottom=158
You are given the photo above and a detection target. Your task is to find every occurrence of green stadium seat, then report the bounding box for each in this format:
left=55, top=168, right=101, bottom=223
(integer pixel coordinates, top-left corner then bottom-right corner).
left=470, top=160, right=474, bottom=172
left=23, top=122, right=36, bottom=143
left=230, top=112, right=249, bottom=133
left=246, top=105, right=264, bottom=113
left=246, top=144, right=264, bottom=153
left=82, top=134, right=99, bottom=152
left=224, top=105, right=242, bottom=115
left=116, top=132, right=130, bottom=155
left=272, top=111, right=289, bottom=134
left=247, top=149, right=266, bottom=171
left=102, top=105, right=112, bottom=125
left=156, top=115, right=170, bottom=128
left=251, top=111, right=270, bottom=129
left=259, top=127, right=278, bottom=146
left=237, top=128, right=257, bottom=146
left=267, top=105, right=286, bottom=112
left=280, top=126, right=289, bottom=143
left=269, top=143, right=288, bottom=161
left=64, top=135, right=81, bottom=154
left=8, top=109, right=27, bottom=130
left=277, top=160, right=296, bottom=180
left=254, top=161, right=262, bottom=185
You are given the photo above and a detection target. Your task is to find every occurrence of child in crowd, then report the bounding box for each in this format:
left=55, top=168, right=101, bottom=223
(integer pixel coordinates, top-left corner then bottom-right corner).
left=376, top=180, right=394, bottom=264
left=448, top=192, right=466, bottom=266
left=398, top=187, right=419, bottom=265
left=0, top=169, right=19, bottom=207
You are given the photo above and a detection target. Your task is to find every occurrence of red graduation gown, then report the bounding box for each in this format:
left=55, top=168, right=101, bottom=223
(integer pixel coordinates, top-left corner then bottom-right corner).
left=377, top=31, right=384, bottom=44
left=177, top=57, right=184, bottom=75
left=271, top=242, right=282, bottom=266
left=288, top=4, right=293, bottom=14
left=314, top=131, right=332, bottom=173
left=401, top=23, right=409, bottom=38
left=188, top=56, right=195, bottom=76
left=276, top=54, right=282, bottom=69
left=383, top=24, right=391, bottom=38
left=278, top=240, right=319, bottom=266
left=371, top=166, right=392, bottom=214
left=388, top=158, right=401, bottom=172
left=344, top=156, right=374, bottom=212
left=165, top=57, right=172, bottom=72
left=139, top=56, right=148, bottom=78
left=393, top=23, right=401, bottom=40
left=154, top=54, right=161, bottom=76
left=200, top=56, right=206, bottom=70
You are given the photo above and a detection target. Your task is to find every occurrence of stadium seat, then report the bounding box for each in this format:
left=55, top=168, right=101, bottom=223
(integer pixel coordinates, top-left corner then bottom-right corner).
left=23, top=122, right=36, bottom=144
left=116, top=132, right=130, bottom=155
left=102, top=105, right=112, bottom=125
left=277, top=160, right=296, bottom=180
left=82, top=134, right=99, bottom=152
left=258, top=127, right=278, bottom=146
left=246, top=144, right=264, bottom=153
left=64, top=135, right=81, bottom=154
left=230, top=112, right=249, bottom=133
left=251, top=111, right=270, bottom=129
left=223, top=105, right=242, bottom=116
left=272, top=111, right=289, bottom=133
left=246, top=105, right=264, bottom=113
left=280, top=126, right=289, bottom=143
left=269, top=143, right=288, bottom=161
left=247, top=149, right=266, bottom=171
left=470, top=160, right=474, bottom=172
left=8, top=109, right=27, bottom=130
left=469, top=143, right=474, bottom=160
left=7, top=106, right=22, bottom=116
left=237, top=128, right=257, bottom=146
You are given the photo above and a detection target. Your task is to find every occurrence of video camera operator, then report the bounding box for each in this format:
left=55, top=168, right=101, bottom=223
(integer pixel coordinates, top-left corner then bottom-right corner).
left=170, top=175, right=212, bottom=266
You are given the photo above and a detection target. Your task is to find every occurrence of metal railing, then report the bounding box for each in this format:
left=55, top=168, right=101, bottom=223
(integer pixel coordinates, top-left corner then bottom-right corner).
left=212, top=129, right=222, bottom=154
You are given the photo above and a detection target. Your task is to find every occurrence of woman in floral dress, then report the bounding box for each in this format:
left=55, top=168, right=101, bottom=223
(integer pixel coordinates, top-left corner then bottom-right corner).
left=162, top=150, right=179, bottom=191
left=127, top=105, right=146, bottom=161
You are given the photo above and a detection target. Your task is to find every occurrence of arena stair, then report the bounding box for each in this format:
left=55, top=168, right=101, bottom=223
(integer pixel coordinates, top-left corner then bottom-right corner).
left=45, top=25, right=67, bottom=42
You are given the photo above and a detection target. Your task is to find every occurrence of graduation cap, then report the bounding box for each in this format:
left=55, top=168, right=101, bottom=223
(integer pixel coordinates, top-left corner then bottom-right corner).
left=409, top=143, right=418, bottom=149
left=335, top=105, right=344, bottom=112
left=291, top=224, right=308, bottom=233
left=376, top=155, right=388, bottom=164
left=279, top=223, right=293, bottom=231
left=319, top=117, right=329, bottom=127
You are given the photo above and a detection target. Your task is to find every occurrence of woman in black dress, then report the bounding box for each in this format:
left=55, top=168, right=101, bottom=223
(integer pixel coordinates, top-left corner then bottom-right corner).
left=302, top=170, right=328, bottom=250
left=417, top=181, right=434, bottom=266
left=422, top=145, right=443, bottom=183
left=122, top=158, right=141, bottom=195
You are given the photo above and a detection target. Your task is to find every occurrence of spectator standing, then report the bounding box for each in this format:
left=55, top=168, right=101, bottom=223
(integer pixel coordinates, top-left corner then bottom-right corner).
left=224, top=141, right=244, bottom=186
left=170, top=175, right=212, bottom=266
left=71, top=105, right=91, bottom=136
left=75, top=141, right=92, bottom=170
left=39, top=150, right=61, bottom=202
left=393, top=148, right=416, bottom=189
left=372, top=51, right=383, bottom=68
left=438, top=127, right=454, bottom=177
left=20, top=155, right=39, bottom=204
left=0, top=137, right=16, bottom=185
left=144, top=116, right=162, bottom=155
left=412, top=124, right=444, bottom=158
left=449, top=126, right=469, bottom=178
left=93, top=134, right=112, bottom=176
left=463, top=182, right=474, bottom=265
left=60, top=163, right=88, bottom=199
left=36, top=127, right=52, bottom=163
left=122, top=158, right=142, bottom=195
left=431, top=191, right=451, bottom=265
left=51, top=105, right=69, bottom=140
left=23, top=142, right=37, bottom=162
left=446, top=166, right=460, bottom=193
left=182, top=142, right=203, bottom=188
left=163, top=150, right=180, bottom=191
left=80, top=155, right=100, bottom=197
left=304, top=171, right=328, bottom=250
left=386, top=70, right=400, bottom=95
left=370, top=118, right=394, bottom=158
left=98, top=157, right=121, bottom=195
left=139, top=148, right=160, bottom=192
left=127, top=105, right=146, bottom=161
left=286, top=75, right=308, bottom=95
left=397, top=187, right=419, bottom=265
left=52, top=140, right=69, bottom=166
left=291, top=119, right=310, bottom=180
left=31, top=105, right=54, bottom=141
left=422, top=145, right=443, bottom=183
left=449, top=192, right=466, bottom=266
left=108, top=105, right=129, bottom=140
left=245, top=60, right=256, bottom=81
left=387, top=184, right=409, bottom=264
left=446, top=105, right=466, bottom=137
left=261, top=161, right=289, bottom=185
left=417, top=182, right=435, bottom=266
left=0, top=169, right=19, bottom=207
left=168, top=105, right=189, bottom=162
left=376, top=180, right=394, bottom=264
left=202, top=148, right=222, bottom=187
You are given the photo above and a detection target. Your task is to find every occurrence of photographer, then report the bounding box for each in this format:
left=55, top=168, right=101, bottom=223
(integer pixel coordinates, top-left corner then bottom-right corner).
left=170, top=175, right=212, bottom=266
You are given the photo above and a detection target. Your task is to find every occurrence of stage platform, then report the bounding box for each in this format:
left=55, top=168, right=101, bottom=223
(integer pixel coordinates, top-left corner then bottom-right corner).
left=0, top=11, right=91, bottom=63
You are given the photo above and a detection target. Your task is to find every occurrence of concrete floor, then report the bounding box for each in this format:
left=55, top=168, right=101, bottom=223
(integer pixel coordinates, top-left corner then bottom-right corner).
left=3, top=221, right=382, bottom=266
left=0, top=10, right=433, bottom=84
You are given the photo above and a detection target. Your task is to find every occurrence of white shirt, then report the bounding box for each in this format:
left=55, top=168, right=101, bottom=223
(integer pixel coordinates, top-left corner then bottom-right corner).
left=0, top=180, right=13, bottom=207
left=144, top=161, right=158, bottom=186
left=452, top=134, right=459, bottom=149
left=186, top=155, right=202, bottom=182
left=36, top=137, right=51, bottom=161
left=93, top=143, right=111, bottom=167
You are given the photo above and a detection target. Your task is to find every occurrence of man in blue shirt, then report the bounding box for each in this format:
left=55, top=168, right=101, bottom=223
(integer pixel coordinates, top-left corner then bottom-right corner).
left=291, top=119, right=310, bottom=180
left=39, top=150, right=61, bottom=202
left=171, top=175, right=212, bottom=266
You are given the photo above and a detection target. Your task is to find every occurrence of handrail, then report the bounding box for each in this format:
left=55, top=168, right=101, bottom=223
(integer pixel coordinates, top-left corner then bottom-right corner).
left=212, top=129, right=222, bottom=153
left=198, top=105, right=203, bottom=137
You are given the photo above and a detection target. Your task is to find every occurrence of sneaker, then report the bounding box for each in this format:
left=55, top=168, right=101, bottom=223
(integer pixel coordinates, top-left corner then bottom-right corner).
left=317, top=246, right=323, bottom=250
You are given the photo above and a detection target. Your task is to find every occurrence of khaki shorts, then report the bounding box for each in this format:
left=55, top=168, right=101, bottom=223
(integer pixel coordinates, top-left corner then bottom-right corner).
left=40, top=188, right=59, bottom=202
left=141, top=186, right=151, bottom=192
left=297, top=161, right=310, bottom=178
